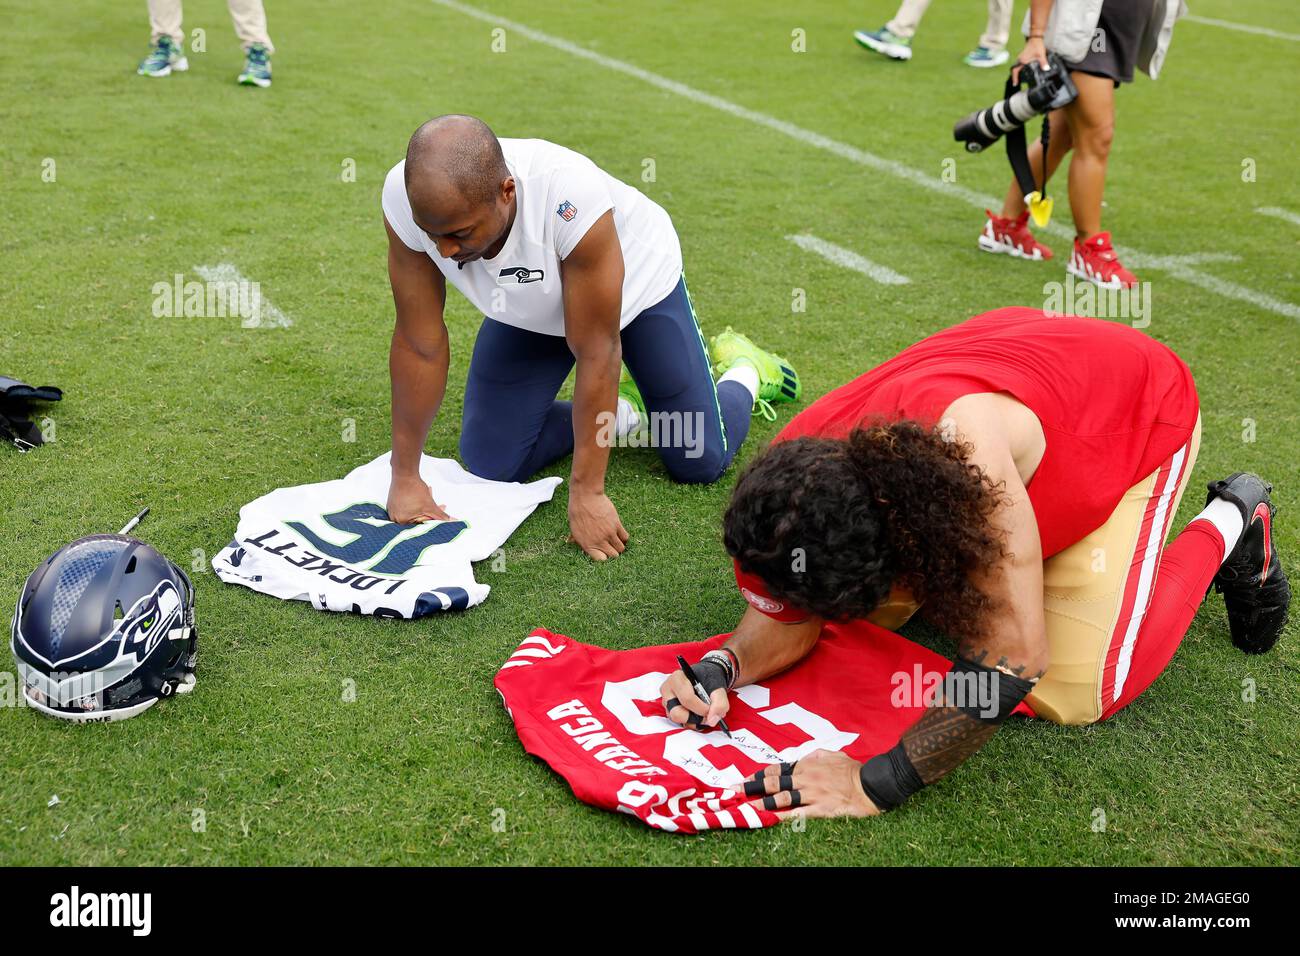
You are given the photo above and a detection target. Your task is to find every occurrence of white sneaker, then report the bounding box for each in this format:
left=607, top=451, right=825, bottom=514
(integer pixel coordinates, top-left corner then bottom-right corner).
left=853, top=27, right=913, bottom=61
left=137, top=37, right=189, bottom=77
left=964, top=46, right=1010, bottom=68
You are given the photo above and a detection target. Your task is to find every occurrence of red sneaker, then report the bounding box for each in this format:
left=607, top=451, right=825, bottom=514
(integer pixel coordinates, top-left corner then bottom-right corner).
left=978, top=209, right=1054, bottom=261
left=1067, top=231, right=1138, bottom=288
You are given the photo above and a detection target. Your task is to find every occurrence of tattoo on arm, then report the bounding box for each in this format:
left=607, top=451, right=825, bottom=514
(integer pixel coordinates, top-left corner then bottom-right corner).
left=901, top=708, right=998, bottom=785
left=901, top=641, right=1045, bottom=786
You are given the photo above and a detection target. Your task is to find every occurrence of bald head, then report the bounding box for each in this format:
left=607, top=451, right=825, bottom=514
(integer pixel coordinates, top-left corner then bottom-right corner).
left=401, top=115, right=516, bottom=264
left=405, top=114, right=509, bottom=213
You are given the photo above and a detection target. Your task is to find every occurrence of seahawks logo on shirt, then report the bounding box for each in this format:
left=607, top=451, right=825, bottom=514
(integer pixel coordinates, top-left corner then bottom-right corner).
left=498, top=267, right=545, bottom=285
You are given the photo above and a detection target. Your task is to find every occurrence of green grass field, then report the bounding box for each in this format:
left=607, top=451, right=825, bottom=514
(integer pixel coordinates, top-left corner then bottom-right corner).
left=2, top=0, right=1297, bottom=866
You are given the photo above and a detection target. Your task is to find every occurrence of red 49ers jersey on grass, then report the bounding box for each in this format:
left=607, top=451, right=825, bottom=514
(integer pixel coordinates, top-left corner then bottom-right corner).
left=494, top=622, right=953, bottom=833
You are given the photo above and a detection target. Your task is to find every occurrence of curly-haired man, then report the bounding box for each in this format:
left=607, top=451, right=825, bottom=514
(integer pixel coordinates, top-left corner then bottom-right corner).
left=660, top=307, right=1290, bottom=819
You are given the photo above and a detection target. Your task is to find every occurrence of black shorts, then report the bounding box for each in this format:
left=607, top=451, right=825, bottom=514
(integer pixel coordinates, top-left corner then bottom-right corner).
left=1067, top=0, right=1156, bottom=86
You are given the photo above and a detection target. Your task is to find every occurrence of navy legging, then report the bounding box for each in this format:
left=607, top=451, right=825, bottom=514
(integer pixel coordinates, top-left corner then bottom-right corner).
left=459, top=277, right=752, bottom=484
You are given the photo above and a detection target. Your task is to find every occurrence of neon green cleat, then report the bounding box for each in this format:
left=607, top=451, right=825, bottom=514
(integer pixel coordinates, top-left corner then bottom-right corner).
left=613, top=366, right=644, bottom=418
left=617, top=366, right=647, bottom=433
left=708, top=328, right=801, bottom=407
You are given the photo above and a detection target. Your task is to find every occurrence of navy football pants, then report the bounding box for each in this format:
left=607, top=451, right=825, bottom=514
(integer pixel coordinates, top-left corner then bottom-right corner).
left=459, top=277, right=752, bottom=484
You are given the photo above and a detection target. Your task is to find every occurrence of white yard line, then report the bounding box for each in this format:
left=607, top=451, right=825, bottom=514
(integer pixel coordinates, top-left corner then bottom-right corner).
left=786, top=234, right=911, bottom=285
left=430, top=0, right=1300, bottom=321
left=193, top=263, right=292, bottom=329
left=1256, top=206, right=1300, bottom=228
left=1123, top=253, right=1240, bottom=268
left=1184, top=15, right=1300, bottom=43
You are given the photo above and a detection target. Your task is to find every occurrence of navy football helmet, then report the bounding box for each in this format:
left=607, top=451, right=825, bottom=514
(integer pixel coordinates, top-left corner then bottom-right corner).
left=11, top=534, right=197, bottom=722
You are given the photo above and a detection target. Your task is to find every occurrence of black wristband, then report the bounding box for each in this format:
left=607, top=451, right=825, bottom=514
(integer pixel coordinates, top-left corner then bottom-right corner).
left=859, top=741, right=925, bottom=811
left=694, top=656, right=733, bottom=694
left=948, top=656, right=1037, bottom=724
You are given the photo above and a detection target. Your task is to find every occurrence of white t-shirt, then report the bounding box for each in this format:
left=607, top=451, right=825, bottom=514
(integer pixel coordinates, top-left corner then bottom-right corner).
left=212, top=453, right=561, bottom=618
left=382, top=138, right=683, bottom=337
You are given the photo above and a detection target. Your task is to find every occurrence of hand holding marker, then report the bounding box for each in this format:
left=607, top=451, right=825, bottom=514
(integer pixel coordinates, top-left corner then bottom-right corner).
left=677, top=655, right=732, bottom=738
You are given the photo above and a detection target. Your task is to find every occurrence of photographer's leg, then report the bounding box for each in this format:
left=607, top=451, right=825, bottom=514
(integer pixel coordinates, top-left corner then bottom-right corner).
left=1064, top=72, right=1115, bottom=238
left=999, top=109, right=1072, bottom=219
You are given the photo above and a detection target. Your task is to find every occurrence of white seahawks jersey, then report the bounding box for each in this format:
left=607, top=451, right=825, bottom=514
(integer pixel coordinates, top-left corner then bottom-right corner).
left=212, top=453, right=561, bottom=618
left=382, top=138, right=682, bottom=337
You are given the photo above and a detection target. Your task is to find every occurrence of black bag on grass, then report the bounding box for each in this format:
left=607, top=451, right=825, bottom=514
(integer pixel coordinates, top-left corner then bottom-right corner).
left=0, top=374, right=63, bottom=451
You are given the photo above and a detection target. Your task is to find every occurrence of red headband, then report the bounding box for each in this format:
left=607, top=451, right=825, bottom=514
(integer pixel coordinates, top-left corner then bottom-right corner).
left=732, top=559, right=811, bottom=623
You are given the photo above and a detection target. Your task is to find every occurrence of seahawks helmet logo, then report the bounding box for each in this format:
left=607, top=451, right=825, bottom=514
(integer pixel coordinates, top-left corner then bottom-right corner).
left=120, top=580, right=183, bottom=663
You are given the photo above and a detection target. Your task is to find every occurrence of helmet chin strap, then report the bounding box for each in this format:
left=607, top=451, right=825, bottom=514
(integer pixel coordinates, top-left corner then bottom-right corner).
left=22, top=685, right=160, bottom=722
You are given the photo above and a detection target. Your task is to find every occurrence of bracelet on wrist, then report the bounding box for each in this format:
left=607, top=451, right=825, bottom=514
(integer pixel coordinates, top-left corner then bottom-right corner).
left=719, top=647, right=740, bottom=684
left=700, top=649, right=738, bottom=689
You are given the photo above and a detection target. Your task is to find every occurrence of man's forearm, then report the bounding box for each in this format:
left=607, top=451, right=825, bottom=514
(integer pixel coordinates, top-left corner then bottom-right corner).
left=568, top=340, right=620, bottom=492
left=721, top=608, right=821, bottom=685
left=862, top=644, right=1039, bottom=813
left=899, top=699, right=1000, bottom=785
left=725, top=633, right=806, bottom=685
left=895, top=651, right=1039, bottom=787
left=389, top=328, right=449, bottom=476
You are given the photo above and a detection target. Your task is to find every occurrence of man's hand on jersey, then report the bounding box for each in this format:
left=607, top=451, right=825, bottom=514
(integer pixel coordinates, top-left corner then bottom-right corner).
left=743, top=750, right=881, bottom=820
left=567, top=489, right=628, bottom=560
left=386, top=472, right=453, bottom=524
left=659, top=664, right=729, bottom=730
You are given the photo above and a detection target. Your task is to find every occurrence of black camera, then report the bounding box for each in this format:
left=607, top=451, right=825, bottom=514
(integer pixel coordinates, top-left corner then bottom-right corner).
left=953, top=52, right=1078, bottom=153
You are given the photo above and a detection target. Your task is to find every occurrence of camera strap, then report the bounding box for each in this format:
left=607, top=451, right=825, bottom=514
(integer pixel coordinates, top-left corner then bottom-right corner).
left=1004, top=75, right=1054, bottom=227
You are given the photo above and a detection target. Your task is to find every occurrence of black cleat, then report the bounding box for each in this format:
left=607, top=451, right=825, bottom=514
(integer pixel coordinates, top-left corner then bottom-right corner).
left=1205, top=472, right=1290, bottom=654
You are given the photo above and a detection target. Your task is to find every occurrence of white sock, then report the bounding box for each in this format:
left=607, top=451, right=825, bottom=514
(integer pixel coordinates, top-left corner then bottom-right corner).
left=718, top=363, right=759, bottom=406
left=1192, top=498, right=1245, bottom=565
left=614, top=397, right=642, bottom=437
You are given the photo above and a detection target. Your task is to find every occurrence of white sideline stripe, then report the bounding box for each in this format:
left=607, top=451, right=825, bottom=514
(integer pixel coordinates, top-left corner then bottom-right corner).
left=1184, top=15, right=1300, bottom=43
left=1154, top=265, right=1300, bottom=321
left=786, top=234, right=911, bottom=285
left=1256, top=206, right=1300, bottom=228
left=431, top=0, right=1300, bottom=321
left=1123, top=252, right=1239, bottom=269
left=1113, top=442, right=1188, bottom=700
left=193, top=263, right=292, bottom=328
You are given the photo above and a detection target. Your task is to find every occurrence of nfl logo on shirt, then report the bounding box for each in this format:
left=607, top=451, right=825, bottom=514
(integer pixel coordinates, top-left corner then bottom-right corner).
left=556, top=200, right=578, bottom=221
